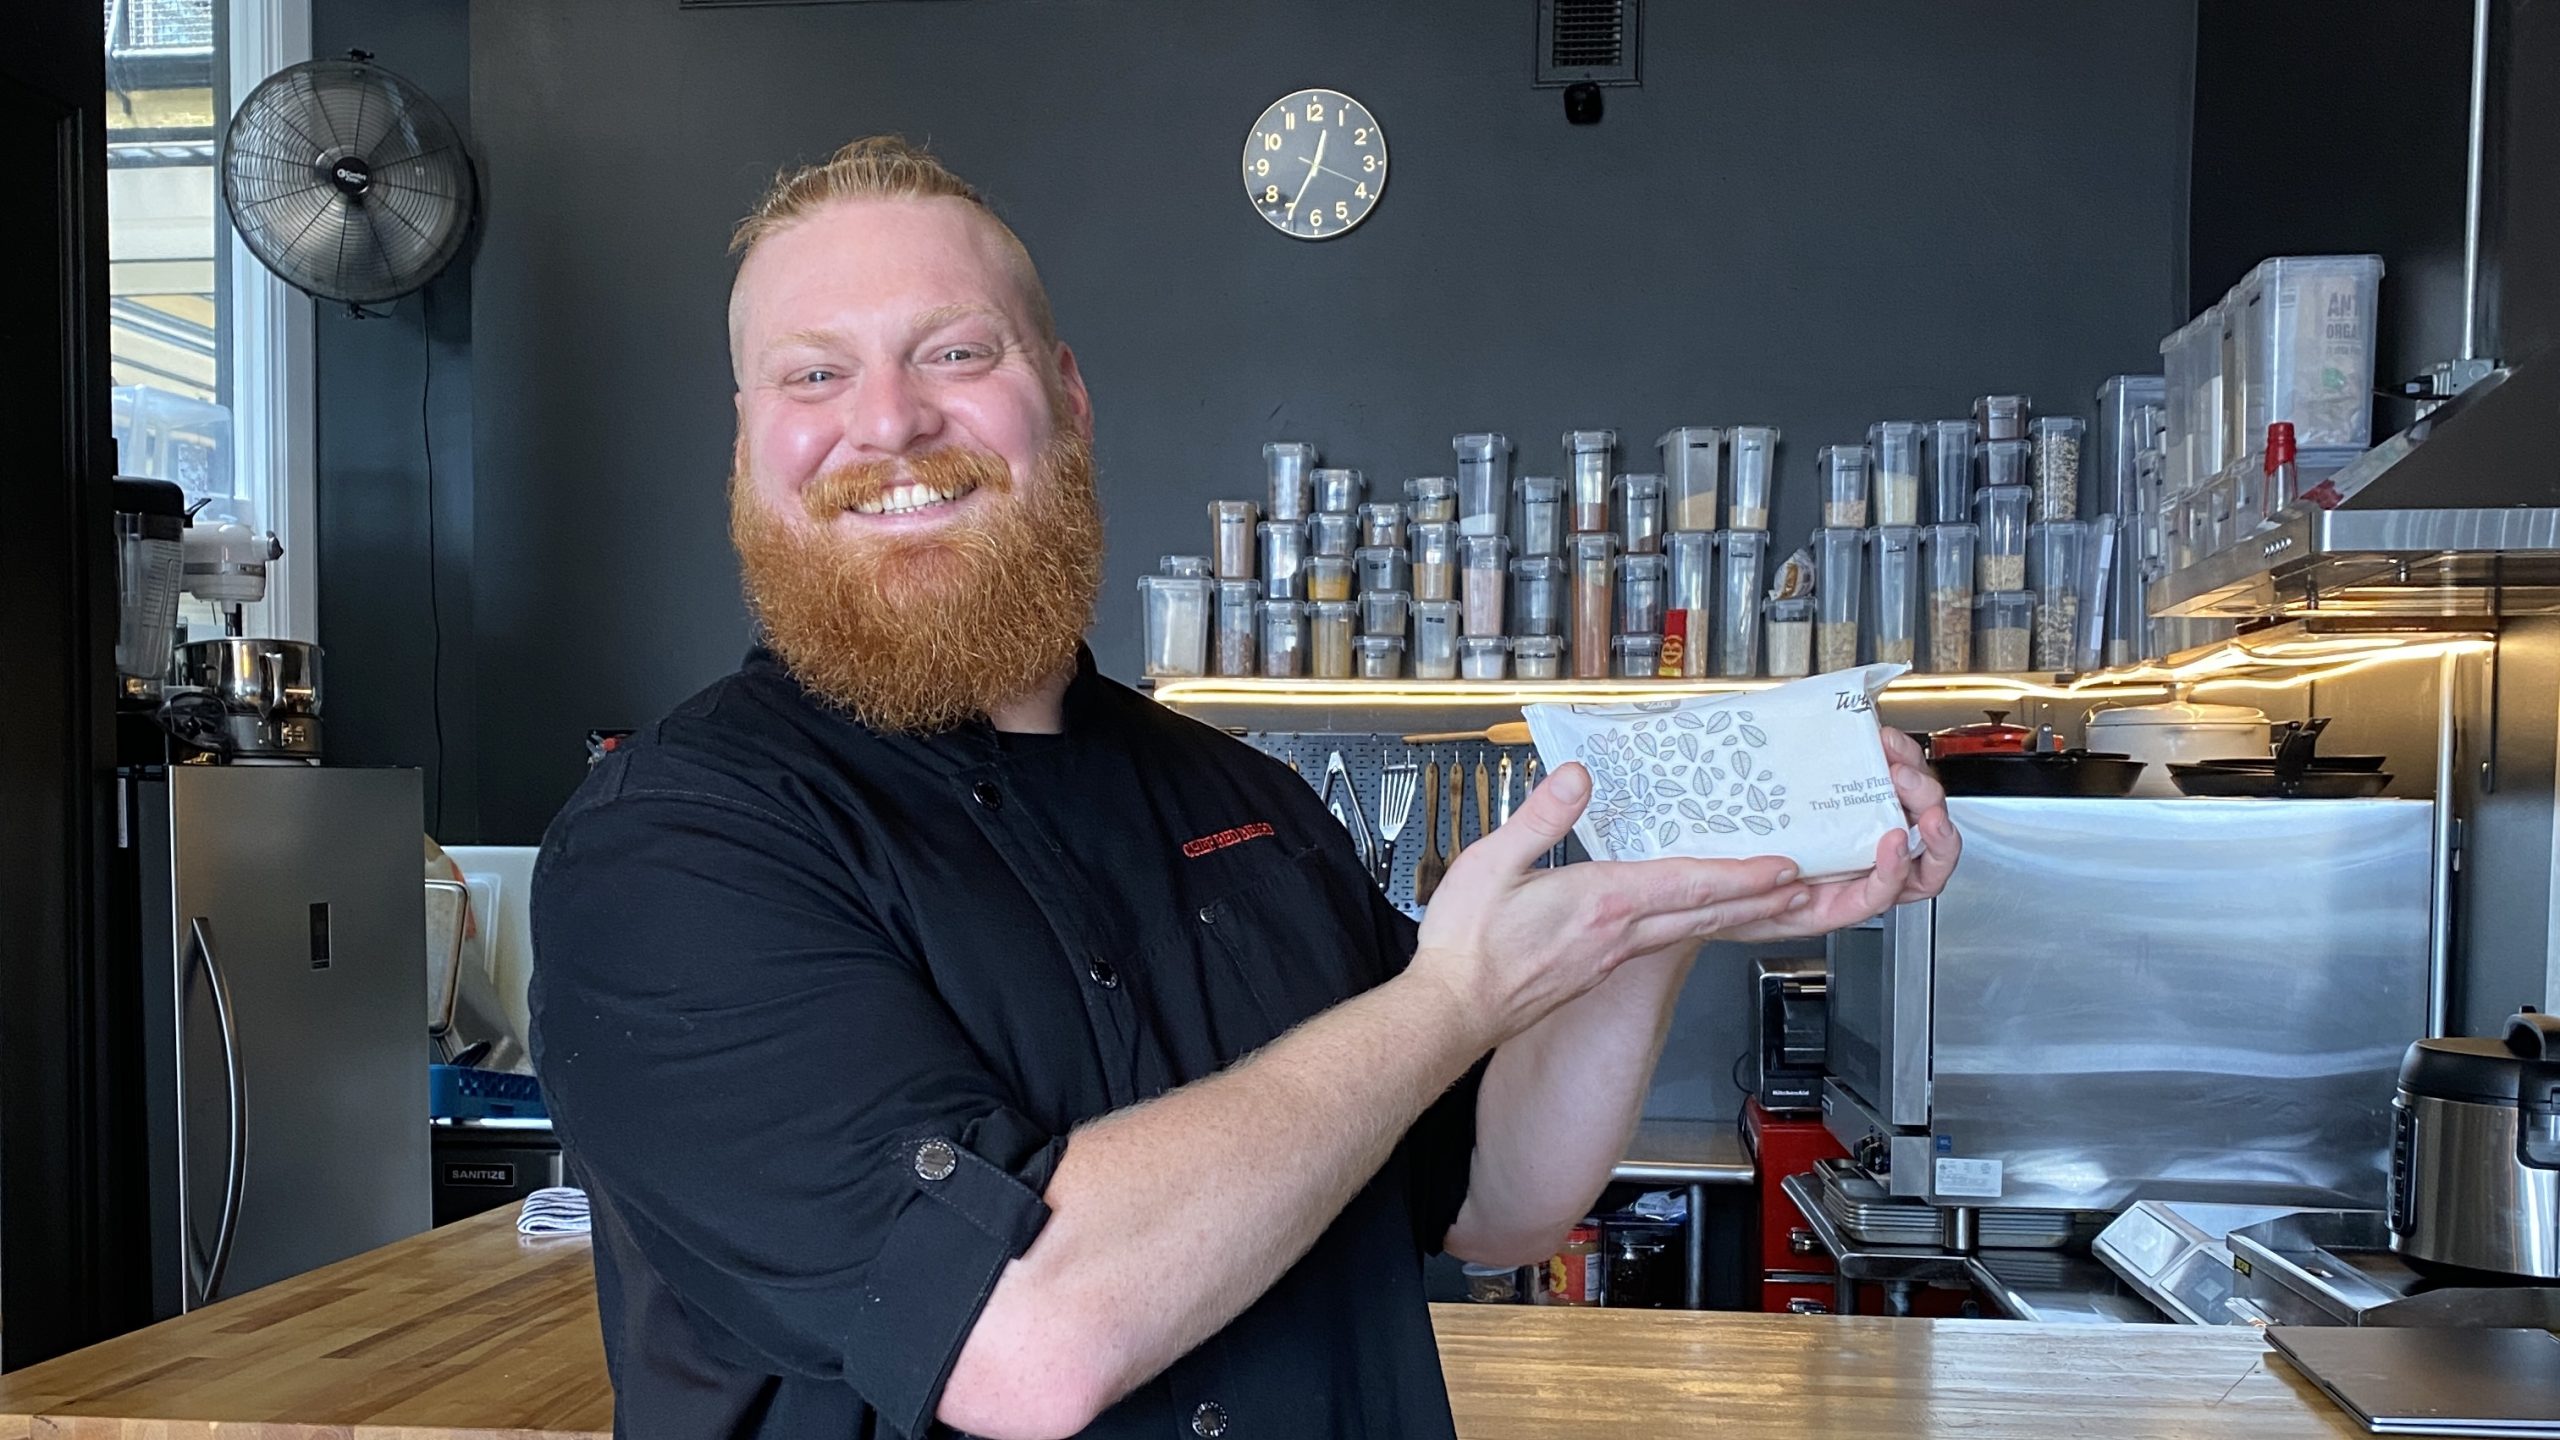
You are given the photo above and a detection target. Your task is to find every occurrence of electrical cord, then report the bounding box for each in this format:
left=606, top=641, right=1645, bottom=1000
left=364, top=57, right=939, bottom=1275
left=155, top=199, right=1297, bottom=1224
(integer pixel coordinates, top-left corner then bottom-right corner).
left=422, top=286, right=447, bottom=835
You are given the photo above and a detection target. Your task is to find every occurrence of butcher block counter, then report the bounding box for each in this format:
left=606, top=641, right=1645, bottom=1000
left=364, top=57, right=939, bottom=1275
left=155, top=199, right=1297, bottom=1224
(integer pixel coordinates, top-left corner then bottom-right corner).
left=0, top=1206, right=2361, bottom=1439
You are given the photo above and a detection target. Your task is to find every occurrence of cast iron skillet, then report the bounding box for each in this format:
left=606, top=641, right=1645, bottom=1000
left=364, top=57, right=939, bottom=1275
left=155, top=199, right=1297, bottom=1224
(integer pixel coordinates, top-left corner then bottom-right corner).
left=2168, top=718, right=2393, bottom=798
left=1933, top=749, right=2148, bottom=798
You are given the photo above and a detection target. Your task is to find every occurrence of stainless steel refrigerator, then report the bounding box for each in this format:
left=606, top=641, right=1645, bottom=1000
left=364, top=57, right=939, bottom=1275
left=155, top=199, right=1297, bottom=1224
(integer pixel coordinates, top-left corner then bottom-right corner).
left=133, top=766, right=430, bottom=1315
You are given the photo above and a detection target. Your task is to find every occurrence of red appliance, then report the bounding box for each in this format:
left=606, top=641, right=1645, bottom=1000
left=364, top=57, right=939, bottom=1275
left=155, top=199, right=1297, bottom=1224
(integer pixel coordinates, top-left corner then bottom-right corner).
left=1745, top=1099, right=1846, bottom=1311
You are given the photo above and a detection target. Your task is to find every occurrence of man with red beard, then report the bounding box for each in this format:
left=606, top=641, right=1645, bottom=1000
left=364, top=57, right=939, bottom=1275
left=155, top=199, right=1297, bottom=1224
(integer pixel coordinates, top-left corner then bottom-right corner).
left=531, top=137, right=1958, bottom=1440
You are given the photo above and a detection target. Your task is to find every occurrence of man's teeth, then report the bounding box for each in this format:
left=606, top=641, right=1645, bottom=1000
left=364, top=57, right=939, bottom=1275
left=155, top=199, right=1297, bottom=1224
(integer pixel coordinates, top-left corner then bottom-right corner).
left=851, top=481, right=975, bottom=516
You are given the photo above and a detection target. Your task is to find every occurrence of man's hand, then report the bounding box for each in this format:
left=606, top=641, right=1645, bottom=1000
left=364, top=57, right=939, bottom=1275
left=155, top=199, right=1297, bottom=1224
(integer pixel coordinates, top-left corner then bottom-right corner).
left=1717, top=725, right=1960, bottom=941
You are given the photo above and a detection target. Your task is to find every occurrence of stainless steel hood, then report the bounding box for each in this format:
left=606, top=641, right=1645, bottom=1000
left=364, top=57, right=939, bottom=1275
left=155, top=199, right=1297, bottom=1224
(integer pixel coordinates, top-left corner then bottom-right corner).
left=2152, top=353, right=2560, bottom=620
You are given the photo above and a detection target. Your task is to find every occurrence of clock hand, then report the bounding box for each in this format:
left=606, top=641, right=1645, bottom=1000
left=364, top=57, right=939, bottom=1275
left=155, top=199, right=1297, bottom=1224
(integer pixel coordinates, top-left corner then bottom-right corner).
left=1288, top=125, right=1328, bottom=224
left=1313, top=161, right=1362, bottom=185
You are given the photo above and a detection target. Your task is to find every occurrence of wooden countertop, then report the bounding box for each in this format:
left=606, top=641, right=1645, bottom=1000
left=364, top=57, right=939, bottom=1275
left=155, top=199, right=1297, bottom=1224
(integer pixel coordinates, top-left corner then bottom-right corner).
left=0, top=1206, right=2359, bottom=1439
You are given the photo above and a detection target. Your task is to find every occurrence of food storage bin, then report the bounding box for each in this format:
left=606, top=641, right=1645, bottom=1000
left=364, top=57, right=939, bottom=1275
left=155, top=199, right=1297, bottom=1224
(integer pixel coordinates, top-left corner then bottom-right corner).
left=1975, top=591, right=2033, bottom=674
left=1258, top=520, right=1305, bottom=599
left=1259, top=600, right=1306, bottom=678
left=1664, top=531, right=1715, bottom=678
left=1981, top=436, right=2031, bottom=493
left=1512, top=635, right=1564, bottom=680
left=1311, top=467, right=1364, bottom=514
left=1359, top=501, right=1406, bottom=550
left=1818, top=445, right=1871, bottom=528
left=1354, top=545, right=1411, bottom=596
left=1214, top=579, right=1258, bottom=676
left=1412, top=599, right=1461, bottom=680
left=1658, top=427, right=1723, bottom=532
left=1406, top=475, right=1458, bottom=524
left=1360, top=587, right=1410, bottom=639
left=1714, top=530, right=1767, bottom=676
left=1208, top=500, right=1258, bottom=580
left=2029, top=416, right=2085, bottom=522
left=1308, top=598, right=1357, bottom=678
left=2028, top=521, right=2090, bottom=671
left=1454, top=432, right=1513, bottom=537
left=1612, top=634, right=1665, bottom=679
left=1859, top=421, right=1920, bottom=528
left=1973, top=484, right=2029, bottom=590
left=2096, top=375, right=2168, bottom=666
left=1510, top=555, right=1565, bottom=638
left=1973, top=394, right=2030, bottom=442
left=1727, top=426, right=1779, bottom=531
left=1867, top=525, right=1920, bottom=667
left=1263, top=441, right=1316, bottom=520
left=1569, top=532, right=1619, bottom=679
left=2225, top=254, right=2385, bottom=469
left=1306, top=511, right=1357, bottom=559
left=1353, top=633, right=1405, bottom=679
left=1920, top=524, right=1976, bottom=673
left=1612, top=473, right=1666, bottom=555
left=1411, top=520, right=1458, bottom=601
left=1615, top=552, right=1668, bottom=636
left=1304, top=554, right=1354, bottom=603
left=1814, top=528, right=1864, bottom=673
left=1137, top=574, right=1211, bottom=678
left=1563, top=430, right=1616, bottom=533
left=1461, top=534, right=1512, bottom=636
left=1927, top=419, right=1977, bottom=525
left=1459, top=635, right=1510, bottom=680
left=1159, top=554, right=1211, bottom=578
left=1765, top=596, right=1814, bottom=678
left=1515, top=475, right=1565, bottom=556
left=2159, top=304, right=2226, bottom=498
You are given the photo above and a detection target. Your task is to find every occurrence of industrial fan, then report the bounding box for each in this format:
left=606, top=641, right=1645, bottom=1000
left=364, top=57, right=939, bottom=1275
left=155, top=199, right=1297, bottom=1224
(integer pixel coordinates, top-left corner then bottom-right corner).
left=218, top=52, right=476, bottom=310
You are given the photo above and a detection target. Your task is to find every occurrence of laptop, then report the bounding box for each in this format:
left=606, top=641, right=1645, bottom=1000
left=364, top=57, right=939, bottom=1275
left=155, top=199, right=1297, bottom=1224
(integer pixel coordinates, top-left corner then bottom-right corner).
left=2268, top=1327, right=2560, bottom=1437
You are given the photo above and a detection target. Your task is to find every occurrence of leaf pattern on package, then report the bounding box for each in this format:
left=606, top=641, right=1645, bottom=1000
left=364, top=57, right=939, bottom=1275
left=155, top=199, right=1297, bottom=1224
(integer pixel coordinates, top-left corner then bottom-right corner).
left=1678, top=799, right=1707, bottom=822
left=1674, top=711, right=1705, bottom=730
left=1637, top=732, right=1660, bottom=757
left=1658, top=780, right=1686, bottom=797
left=1678, top=734, right=1700, bottom=762
left=1759, top=769, right=1776, bottom=782
left=1729, top=782, right=1746, bottom=797
left=1657, top=821, right=1681, bottom=847
left=1770, top=785, right=1787, bottom=798
left=1739, top=724, right=1769, bottom=748
left=1703, top=712, right=1733, bottom=736
left=1748, top=785, right=1769, bottom=812
left=1722, top=734, right=1739, bottom=747
left=1778, top=814, right=1792, bottom=828
left=1707, top=816, right=1740, bottom=833
left=1742, top=815, right=1774, bottom=836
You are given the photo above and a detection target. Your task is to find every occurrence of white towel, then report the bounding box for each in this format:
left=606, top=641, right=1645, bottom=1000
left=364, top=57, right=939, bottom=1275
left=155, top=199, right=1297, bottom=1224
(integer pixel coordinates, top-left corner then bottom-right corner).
left=517, top=1185, right=591, bottom=1236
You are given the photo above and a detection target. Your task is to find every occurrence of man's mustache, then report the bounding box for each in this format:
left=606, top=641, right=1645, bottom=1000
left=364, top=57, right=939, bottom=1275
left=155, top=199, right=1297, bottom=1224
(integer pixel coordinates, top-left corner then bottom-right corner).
left=801, top=447, right=1015, bottom=522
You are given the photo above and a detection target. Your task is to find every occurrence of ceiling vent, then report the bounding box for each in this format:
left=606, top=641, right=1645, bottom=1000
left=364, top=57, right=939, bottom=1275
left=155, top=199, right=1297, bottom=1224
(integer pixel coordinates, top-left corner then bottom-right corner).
left=1536, top=0, right=1641, bottom=87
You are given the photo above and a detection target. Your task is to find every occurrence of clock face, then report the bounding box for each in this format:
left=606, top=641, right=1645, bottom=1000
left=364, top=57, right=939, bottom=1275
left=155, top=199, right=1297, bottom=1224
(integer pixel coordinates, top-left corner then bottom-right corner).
left=1243, top=88, right=1386, bottom=240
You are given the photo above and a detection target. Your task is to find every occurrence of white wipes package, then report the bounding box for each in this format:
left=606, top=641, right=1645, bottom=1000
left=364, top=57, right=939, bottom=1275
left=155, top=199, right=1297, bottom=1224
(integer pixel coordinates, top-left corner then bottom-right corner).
left=1523, top=664, right=1910, bottom=881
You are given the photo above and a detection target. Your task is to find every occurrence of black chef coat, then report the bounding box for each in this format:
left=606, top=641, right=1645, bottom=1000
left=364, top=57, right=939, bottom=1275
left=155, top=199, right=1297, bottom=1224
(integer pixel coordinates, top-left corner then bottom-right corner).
left=530, top=646, right=1482, bottom=1439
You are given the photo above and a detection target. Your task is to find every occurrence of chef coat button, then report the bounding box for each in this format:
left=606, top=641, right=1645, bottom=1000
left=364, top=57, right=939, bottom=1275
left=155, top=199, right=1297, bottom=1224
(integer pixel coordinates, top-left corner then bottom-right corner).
left=971, top=781, right=1003, bottom=811
left=1086, top=958, right=1119, bottom=989
left=912, top=1139, right=958, bottom=1182
left=1191, top=1401, right=1229, bottom=1437
left=1197, top=905, right=1216, bottom=925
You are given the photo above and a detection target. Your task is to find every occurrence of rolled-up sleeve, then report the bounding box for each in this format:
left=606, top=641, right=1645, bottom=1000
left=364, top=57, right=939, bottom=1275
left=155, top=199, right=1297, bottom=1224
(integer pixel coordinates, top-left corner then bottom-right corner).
left=531, top=790, right=1054, bottom=1436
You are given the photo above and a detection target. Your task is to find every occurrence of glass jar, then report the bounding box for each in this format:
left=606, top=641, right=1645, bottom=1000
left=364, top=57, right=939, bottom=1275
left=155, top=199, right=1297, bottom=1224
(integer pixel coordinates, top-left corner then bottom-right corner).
left=1263, top=441, right=1316, bottom=520
left=1208, top=500, right=1258, bottom=580
left=1563, top=430, right=1615, bottom=532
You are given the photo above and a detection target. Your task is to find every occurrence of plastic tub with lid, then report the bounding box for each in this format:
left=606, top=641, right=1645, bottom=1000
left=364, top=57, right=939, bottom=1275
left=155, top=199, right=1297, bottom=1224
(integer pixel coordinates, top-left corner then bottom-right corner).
left=2084, top=700, right=2271, bottom=797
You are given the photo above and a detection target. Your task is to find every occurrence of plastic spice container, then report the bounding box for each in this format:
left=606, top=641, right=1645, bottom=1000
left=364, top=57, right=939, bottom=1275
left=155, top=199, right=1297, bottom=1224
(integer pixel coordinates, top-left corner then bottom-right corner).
left=1973, top=393, right=2031, bottom=442
left=1658, top=427, right=1723, bottom=532
left=1727, top=426, right=1779, bottom=531
left=1568, top=533, right=1620, bottom=678
left=1973, top=485, right=2030, bottom=590
left=1563, top=430, right=1616, bottom=532
left=1615, top=552, right=1668, bottom=636
left=1928, top=419, right=1978, bottom=525
left=1257, top=520, right=1305, bottom=600
left=1412, top=599, right=1461, bottom=680
left=1159, top=554, right=1211, bottom=578
left=1360, top=587, right=1410, bottom=640
left=1513, top=635, right=1564, bottom=680
left=1459, top=635, right=1510, bottom=680
left=1461, top=534, right=1511, bottom=636
left=1818, top=445, right=1872, bottom=528
left=1920, top=524, right=1976, bottom=673
left=2028, top=520, right=2089, bottom=671
left=1610, top=473, right=1666, bottom=555
left=1765, top=596, right=1815, bottom=678
left=1612, top=634, right=1665, bottom=679
left=1308, top=598, right=1357, bottom=678
left=2030, top=416, right=2084, bottom=521
left=1976, top=591, right=2033, bottom=673
left=1304, top=554, right=1354, bottom=603
left=1136, top=574, right=1210, bottom=678
left=1353, top=633, right=1406, bottom=679
left=1359, top=501, right=1406, bottom=550
left=1714, top=530, right=1768, bottom=676
left=1258, top=600, right=1306, bottom=678
left=1814, top=528, right=1864, bottom=673
left=1306, top=511, right=1357, bottom=559
left=1509, top=555, right=1566, bottom=638
left=2226, top=254, right=2385, bottom=466
left=1981, top=436, right=2031, bottom=493
left=1454, top=432, right=1513, bottom=536
left=1868, top=422, right=1926, bottom=527
left=1867, top=525, right=1920, bottom=667
left=1410, top=521, right=1459, bottom=601
left=1664, top=531, right=1715, bottom=678
left=1405, top=475, right=1458, bottom=524
left=1263, top=441, right=1316, bottom=521
left=1214, top=579, right=1258, bottom=676
left=1311, top=467, right=1364, bottom=514
left=1515, top=475, right=1565, bottom=557
left=1208, top=501, right=1258, bottom=580
left=1354, top=545, right=1411, bottom=596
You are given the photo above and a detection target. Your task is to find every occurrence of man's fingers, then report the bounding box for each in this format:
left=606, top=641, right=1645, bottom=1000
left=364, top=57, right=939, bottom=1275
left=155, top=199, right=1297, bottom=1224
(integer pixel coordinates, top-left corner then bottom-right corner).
left=1624, top=884, right=1811, bottom=953
left=1463, top=760, right=1589, bottom=874
left=1901, top=808, right=1962, bottom=899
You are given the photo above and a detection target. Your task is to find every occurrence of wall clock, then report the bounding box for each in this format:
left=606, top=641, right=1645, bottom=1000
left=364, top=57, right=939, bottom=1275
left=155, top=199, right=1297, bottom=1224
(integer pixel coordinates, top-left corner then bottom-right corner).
left=1243, top=88, right=1386, bottom=239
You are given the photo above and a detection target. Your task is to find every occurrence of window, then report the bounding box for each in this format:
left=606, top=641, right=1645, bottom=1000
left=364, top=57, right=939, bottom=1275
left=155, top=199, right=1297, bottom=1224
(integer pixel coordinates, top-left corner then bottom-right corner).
left=105, top=0, right=315, bottom=641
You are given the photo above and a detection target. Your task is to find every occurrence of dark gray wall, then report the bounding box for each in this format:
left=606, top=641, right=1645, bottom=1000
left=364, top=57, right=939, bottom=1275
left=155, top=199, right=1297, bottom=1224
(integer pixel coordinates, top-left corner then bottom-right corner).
left=444, top=0, right=2197, bottom=842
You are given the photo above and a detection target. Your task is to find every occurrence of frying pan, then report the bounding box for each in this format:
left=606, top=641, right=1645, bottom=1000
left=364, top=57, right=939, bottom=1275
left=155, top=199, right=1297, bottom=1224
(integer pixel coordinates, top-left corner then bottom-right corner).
left=2167, top=718, right=2393, bottom=798
left=1933, top=749, right=2147, bottom=798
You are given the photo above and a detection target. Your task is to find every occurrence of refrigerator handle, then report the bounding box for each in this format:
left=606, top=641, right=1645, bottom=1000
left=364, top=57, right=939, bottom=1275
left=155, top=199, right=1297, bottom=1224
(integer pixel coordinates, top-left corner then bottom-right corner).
left=183, top=916, right=248, bottom=1308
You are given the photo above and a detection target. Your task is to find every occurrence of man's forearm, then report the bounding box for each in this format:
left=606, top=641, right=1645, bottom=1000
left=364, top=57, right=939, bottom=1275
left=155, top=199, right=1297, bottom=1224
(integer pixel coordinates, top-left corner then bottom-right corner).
left=1445, top=944, right=1696, bottom=1266
left=940, top=967, right=1490, bottom=1439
